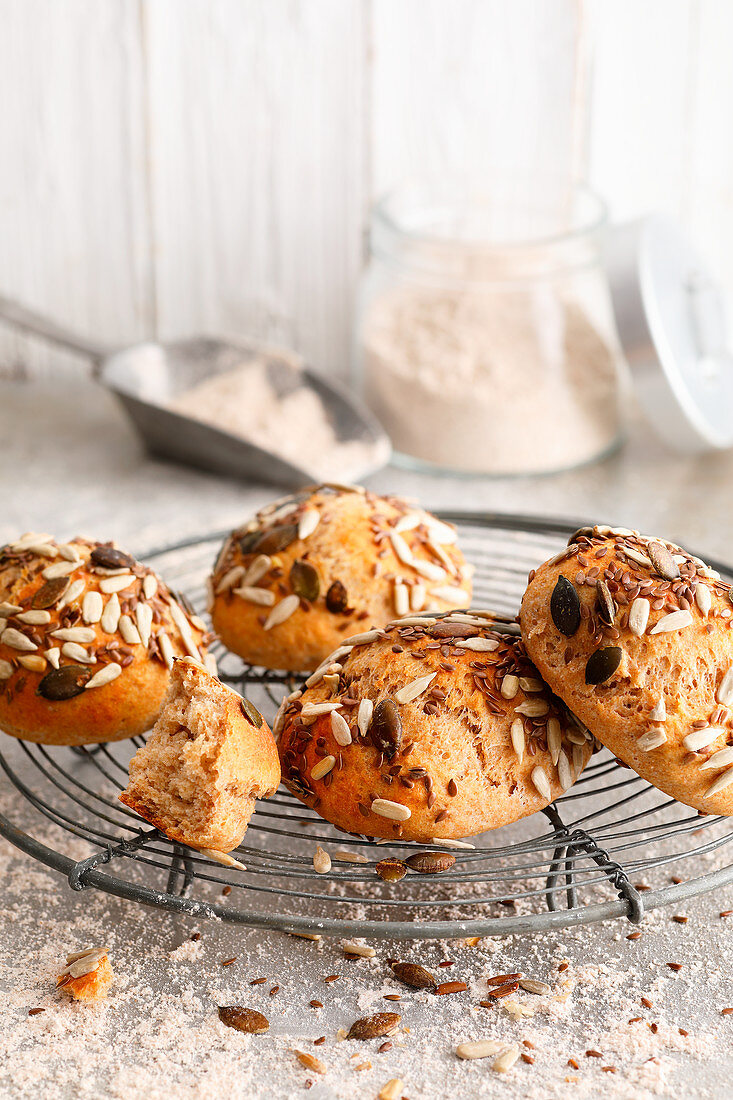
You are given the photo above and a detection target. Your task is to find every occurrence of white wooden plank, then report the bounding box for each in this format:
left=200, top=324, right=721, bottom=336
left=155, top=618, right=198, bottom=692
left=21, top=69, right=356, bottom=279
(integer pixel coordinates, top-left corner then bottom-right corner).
left=370, top=0, right=588, bottom=223
left=143, top=0, right=368, bottom=379
left=0, top=0, right=151, bottom=378
left=587, top=0, right=693, bottom=220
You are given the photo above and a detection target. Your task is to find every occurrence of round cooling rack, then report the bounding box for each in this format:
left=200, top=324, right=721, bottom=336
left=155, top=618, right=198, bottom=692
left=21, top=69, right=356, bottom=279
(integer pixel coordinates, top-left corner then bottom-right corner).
left=2, top=511, right=733, bottom=942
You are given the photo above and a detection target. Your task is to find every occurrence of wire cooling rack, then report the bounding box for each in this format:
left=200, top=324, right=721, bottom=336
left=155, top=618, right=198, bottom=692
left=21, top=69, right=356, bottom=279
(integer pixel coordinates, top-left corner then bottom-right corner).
left=2, top=511, right=733, bottom=941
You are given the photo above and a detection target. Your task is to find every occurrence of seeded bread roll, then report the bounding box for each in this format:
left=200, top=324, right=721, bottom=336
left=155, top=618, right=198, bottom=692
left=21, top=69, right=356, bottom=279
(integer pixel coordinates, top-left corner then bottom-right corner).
left=120, top=657, right=280, bottom=853
left=210, top=484, right=473, bottom=673
left=276, top=610, right=594, bottom=842
left=520, top=524, right=733, bottom=814
left=0, top=534, right=212, bottom=745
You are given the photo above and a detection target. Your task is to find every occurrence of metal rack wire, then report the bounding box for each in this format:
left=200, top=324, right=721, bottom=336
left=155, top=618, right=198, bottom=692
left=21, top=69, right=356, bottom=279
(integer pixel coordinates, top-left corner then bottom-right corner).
left=2, top=511, right=733, bottom=940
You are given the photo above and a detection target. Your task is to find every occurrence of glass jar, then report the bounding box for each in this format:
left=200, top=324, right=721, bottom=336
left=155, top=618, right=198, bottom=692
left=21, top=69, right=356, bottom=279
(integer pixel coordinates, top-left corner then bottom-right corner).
left=354, top=181, right=626, bottom=476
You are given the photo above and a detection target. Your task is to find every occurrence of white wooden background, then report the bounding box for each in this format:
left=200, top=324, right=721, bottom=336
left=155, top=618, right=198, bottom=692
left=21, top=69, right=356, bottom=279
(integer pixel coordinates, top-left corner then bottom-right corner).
left=0, top=0, right=731, bottom=381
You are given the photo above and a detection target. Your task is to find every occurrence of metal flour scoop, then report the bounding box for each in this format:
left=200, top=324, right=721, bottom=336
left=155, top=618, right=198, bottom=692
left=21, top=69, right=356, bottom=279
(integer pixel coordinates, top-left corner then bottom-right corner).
left=0, top=296, right=391, bottom=488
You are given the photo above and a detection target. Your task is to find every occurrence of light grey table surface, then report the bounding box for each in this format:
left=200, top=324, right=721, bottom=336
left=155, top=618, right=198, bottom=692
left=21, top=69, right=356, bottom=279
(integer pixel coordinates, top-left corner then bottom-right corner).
left=2, top=376, right=733, bottom=1100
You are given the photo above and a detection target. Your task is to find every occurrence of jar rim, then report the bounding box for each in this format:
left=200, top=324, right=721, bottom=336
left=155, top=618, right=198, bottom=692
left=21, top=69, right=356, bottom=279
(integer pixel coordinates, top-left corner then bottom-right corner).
left=372, top=179, right=608, bottom=253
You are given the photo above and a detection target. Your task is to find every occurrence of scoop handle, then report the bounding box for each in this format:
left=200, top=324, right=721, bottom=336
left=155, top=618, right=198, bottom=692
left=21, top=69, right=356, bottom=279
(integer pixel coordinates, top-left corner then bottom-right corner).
left=0, top=295, right=112, bottom=367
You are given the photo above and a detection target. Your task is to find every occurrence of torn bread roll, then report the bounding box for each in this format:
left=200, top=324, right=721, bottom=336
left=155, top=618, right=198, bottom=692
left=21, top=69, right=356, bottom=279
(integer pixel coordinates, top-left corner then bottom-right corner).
left=210, top=484, right=473, bottom=672
left=120, top=657, right=280, bottom=853
left=277, top=610, right=593, bottom=841
left=520, top=524, right=733, bottom=814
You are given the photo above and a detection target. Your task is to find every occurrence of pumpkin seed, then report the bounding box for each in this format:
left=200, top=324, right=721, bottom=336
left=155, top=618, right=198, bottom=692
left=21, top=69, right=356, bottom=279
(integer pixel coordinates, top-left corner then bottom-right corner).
left=37, top=664, right=91, bottom=700
left=238, top=530, right=260, bottom=555
left=289, top=559, right=320, bottom=601
left=347, top=1012, right=401, bottom=1040
left=550, top=576, right=580, bottom=636
left=252, top=524, right=298, bottom=556
left=240, top=698, right=263, bottom=728
left=32, top=576, right=70, bottom=609
left=389, top=961, right=437, bottom=989
left=585, top=646, right=622, bottom=685
left=376, top=858, right=407, bottom=882
left=90, top=546, right=135, bottom=570
left=325, top=580, right=348, bottom=613
left=429, top=622, right=476, bottom=638
left=217, top=1006, right=269, bottom=1034
left=648, top=541, right=680, bottom=581
left=405, top=851, right=456, bottom=874
left=595, top=580, right=616, bottom=626
left=370, top=698, right=402, bottom=758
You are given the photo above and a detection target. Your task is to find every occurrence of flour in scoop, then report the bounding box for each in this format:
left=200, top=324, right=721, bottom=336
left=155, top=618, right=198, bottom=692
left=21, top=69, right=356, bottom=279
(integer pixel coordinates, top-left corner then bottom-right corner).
left=171, top=360, right=376, bottom=482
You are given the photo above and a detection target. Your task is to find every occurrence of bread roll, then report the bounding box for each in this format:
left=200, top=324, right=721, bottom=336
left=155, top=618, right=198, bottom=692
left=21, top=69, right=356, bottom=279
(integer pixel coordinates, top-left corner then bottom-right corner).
left=210, top=484, right=473, bottom=672
left=277, top=609, right=593, bottom=841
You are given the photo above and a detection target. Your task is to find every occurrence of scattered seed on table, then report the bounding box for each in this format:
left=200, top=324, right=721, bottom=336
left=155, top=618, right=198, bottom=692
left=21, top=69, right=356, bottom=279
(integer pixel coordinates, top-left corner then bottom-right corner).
left=310, top=1000, right=323, bottom=1009
left=627, top=932, right=642, bottom=941
left=672, top=915, right=688, bottom=924
left=641, top=997, right=653, bottom=1009
left=435, top=981, right=468, bottom=995
left=250, top=977, right=267, bottom=985
left=269, top=986, right=279, bottom=996
left=722, top=1008, right=733, bottom=1016
left=314, top=1036, right=326, bottom=1045
left=222, top=958, right=237, bottom=967
left=324, top=975, right=340, bottom=983
left=585, top=1050, right=603, bottom=1059
left=487, top=972, right=521, bottom=986
left=667, top=963, right=683, bottom=972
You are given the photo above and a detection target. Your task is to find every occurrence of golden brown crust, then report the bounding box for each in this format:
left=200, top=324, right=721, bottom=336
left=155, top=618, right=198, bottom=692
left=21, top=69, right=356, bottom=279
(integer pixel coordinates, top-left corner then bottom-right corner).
left=0, top=536, right=211, bottom=745
left=210, top=485, right=473, bottom=672
left=520, top=525, right=733, bottom=814
left=277, top=610, right=593, bottom=841
left=120, top=657, right=280, bottom=852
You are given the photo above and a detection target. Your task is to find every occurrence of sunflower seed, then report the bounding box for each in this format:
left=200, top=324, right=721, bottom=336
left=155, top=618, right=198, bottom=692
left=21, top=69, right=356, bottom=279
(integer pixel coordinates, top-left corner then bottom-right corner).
left=81, top=592, right=103, bottom=624
left=118, top=615, right=141, bottom=646
left=550, top=576, right=581, bottom=636
left=393, top=581, right=409, bottom=617
left=262, top=593, right=299, bottom=631
left=343, top=630, right=382, bottom=647
left=50, top=626, right=96, bottom=644
left=32, top=577, right=69, bottom=609
left=313, top=846, right=331, bottom=874
left=456, top=637, right=499, bottom=652
left=546, top=717, right=562, bottom=765
left=42, top=561, right=79, bottom=580
left=37, top=664, right=91, bottom=699
left=16, top=609, right=51, bottom=625
left=429, top=837, right=475, bottom=849
left=705, top=768, right=733, bottom=799
left=405, top=852, right=455, bottom=874
left=394, top=672, right=437, bottom=705
left=331, top=710, right=352, bottom=746
left=347, top=1013, right=401, bottom=1040
left=0, top=659, right=13, bottom=679
left=301, top=701, right=343, bottom=719
left=628, top=597, right=650, bottom=636
left=133, top=603, right=152, bottom=648
left=531, top=766, right=552, bottom=801
left=501, top=674, right=519, bottom=700
left=44, top=647, right=60, bottom=669
left=649, top=609, right=693, bottom=635
left=293, top=1050, right=327, bottom=1074
left=515, top=700, right=549, bottom=717
left=332, top=851, right=369, bottom=863
left=519, top=677, right=544, bottom=693
left=648, top=541, right=680, bottom=580
left=198, top=847, right=246, bottom=870
left=357, top=698, right=374, bottom=739
left=389, top=961, right=437, bottom=989
left=637, top=729, right=668, bottom=751
left=557, top=751, right=573, bottom=790
left=371, top=799, right=411, bottom=821
left=519, top=978, right=550, bottom=994
left=157, top=631, right=175, bottom=669
left=325, top=580, right=349, bottom=613
left=141, top=573, right=157, bottom=599
left=100, top=593, right=121, bottom=634
left=240, top=554, right=271, bottom=587
left=683, top=726, right=723, bottom=751
left=596, top=580, right=616, bottom=626
left=58, top=579, right=85, bottom=610
left=296, top=508, right=319, bottom=541
left=234, top=585, right=276, bottom=606
left=65, top=945, right=108, bottom=964
left=431, top=585, right=470, bottom=604
left=411, top=559, right=447, bottom=584
left=409, top=582, right=426, bottom=611
left=389, top=531, right=415, bottom=567
left=290, top=559, right=320, bottom=601
left=342, top=940, right=376, bottom=958
left=649, top=697, right=667, bottom=722
left=61, top=642, right=95, bottom=665
left=717, top=666, right=733, bottom=707
left=510, top=718, right=525, bottom=762
left=1, top=628, right=37, bottom=652
left=700, top=747, right=733, bottom=771
left=98, top=574, right=135, bottom=594
left=311, top=756, right=336, bottom=781
left=18, top=654, right=46, bottom=672
left=623, top=545, right=652, bottom=569
left=492, top=1045, right=520, bottom=1073
left=456, top=1040, right=506, bottom=1060
left=215, top=565, right=245, bottom=594
left=169, top=600, right=201, bottom=659
left=585, top=646, right=622, bottom=685
left=695, top=584, right=712, bottom=617
left=370, top=698, right=402, bottom=756
left=85, top=663, right=122, bottom=690
left=218, top=1006, right=269, bottom=1034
